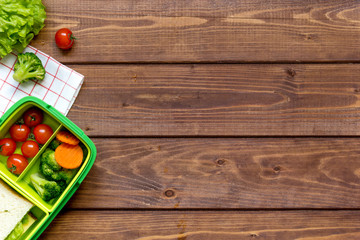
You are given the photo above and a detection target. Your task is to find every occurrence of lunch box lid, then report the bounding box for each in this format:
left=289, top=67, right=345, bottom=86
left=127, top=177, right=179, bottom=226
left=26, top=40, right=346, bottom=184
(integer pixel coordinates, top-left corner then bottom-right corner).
left=0, top=96, right=97, bottom=239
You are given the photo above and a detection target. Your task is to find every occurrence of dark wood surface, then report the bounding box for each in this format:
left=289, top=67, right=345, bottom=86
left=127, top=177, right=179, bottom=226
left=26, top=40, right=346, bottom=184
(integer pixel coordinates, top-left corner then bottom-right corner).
left=66, top=138, right=360, bottom=209
left=35, top=1, right=360, bottom=63
left=37, top=0, right=360, bottom=239
left=66, top=64, right=360, bottom=136
left=39, top=211, right=360, bottom=240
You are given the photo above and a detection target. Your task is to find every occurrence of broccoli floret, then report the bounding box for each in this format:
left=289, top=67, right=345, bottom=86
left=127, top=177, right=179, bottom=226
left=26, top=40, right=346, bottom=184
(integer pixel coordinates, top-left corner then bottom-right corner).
left=59, top=168, right=78, bottom=184
left=39, top=148, right=78, bottom=184
left=40, top=162, right=63, bottom=181
left=56, top=180, right=68, bottom=192
left=41, top=149, right=61, bottom=171
left=13, top=52, right=45, bottom=84
left=40, top=149, right=62, bottom=181
left=31, top=148, right=80, bottom=201
left=30, top=173, right=62, bottom=201
left=48, top=139, right=61, bottom=151
left=41, top=163, right=78, bottom=184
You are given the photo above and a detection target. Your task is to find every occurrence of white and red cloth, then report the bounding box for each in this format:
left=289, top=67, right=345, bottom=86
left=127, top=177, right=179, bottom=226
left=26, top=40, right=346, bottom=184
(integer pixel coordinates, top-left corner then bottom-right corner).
left=0, top=46, right=83, bottom=117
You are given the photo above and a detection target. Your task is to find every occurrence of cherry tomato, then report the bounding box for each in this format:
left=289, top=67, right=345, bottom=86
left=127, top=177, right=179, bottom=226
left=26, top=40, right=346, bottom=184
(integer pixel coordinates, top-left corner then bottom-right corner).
left=9, top=124, right=30, bottom=142
left=55, top=28, right=76, bottom=50
left=33, top=124, right=53, bottom=144
left=21, top=140, right=39, bottom=158
left=7, top=154, right=28, bottom=175
left=23, top=107, right=43, bottom=127
left=0, top=138, right=16, bottom=156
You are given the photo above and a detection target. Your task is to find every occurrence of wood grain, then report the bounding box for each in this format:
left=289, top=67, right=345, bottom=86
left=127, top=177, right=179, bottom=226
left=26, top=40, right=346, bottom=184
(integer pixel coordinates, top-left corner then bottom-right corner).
left=25, top=1, right=360, bottom=239
left=66, top=64, right=360, bottom=136
left=39, top=210, right=360, bottom=239
left=34, top=1, right=360, bottom=63
left=66, top=138, right=360, bottom=209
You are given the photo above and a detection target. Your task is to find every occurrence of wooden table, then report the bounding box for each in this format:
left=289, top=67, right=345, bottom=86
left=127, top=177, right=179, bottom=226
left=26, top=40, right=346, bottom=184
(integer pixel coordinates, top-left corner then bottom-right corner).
left=37, top=1, right=360, bottom=239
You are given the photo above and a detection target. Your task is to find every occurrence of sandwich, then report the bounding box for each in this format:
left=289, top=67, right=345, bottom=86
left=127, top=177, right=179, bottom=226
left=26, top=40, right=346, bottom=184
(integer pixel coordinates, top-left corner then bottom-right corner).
left=0, top=179, right=36, bottom=240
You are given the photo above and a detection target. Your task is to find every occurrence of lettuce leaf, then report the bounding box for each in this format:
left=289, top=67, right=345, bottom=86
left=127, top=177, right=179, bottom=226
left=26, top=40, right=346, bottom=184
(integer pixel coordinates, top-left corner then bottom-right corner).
left=0, top=0, right=46, bottom=58
left=5, top=221, right=24, bottom=240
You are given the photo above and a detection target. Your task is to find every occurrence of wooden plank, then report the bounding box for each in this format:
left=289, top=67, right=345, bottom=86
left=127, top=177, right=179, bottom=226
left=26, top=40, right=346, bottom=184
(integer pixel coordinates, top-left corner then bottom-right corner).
left=39, top=210, right=360, bottom=239
left=66, top=138, right=360, bottom=209
left=67, top=64, right=360, bottom=137
left=34, top=1, right=360, bottom=63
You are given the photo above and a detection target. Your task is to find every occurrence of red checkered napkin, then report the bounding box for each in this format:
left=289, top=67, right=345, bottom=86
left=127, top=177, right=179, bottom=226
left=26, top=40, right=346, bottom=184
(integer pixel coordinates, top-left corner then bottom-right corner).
left=0, top=46, right=84, bottom=116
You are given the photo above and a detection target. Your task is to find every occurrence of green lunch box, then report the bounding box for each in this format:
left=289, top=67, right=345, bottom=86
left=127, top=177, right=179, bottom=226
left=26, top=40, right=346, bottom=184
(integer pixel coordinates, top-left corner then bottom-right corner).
left=0, top=96, right=96, bottom=240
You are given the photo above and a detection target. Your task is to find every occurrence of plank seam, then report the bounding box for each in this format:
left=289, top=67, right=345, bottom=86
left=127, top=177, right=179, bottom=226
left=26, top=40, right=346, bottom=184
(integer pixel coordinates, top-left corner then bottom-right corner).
left=64, top=208, right=360, bottom=211
left=88, top=135, right=360, bottom=139
left=64, top=62, right=360, bottom=65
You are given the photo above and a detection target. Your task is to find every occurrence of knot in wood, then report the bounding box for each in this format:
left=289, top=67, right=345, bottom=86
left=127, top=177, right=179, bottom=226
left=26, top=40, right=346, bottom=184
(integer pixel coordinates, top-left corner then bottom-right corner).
left=286, top=68, right=296, bottom=77
left=216, top=158, right=226, bottom=166
left=273, top=166, right=281, bottom=172
left=164, top=189, right=176, bottom=198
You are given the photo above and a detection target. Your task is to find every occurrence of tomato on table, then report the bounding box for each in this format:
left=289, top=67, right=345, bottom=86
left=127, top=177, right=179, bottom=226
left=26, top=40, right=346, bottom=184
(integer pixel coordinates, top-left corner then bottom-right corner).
left=21, top=140, right=39, bottom=158
left=23, top=107, right=43, bottom=127
left=9, top=124, right=31, bottom=142
left=34, top=124, right=53, bottom=144
left=55, top=28, right=76, bottom=50
left=7, top=154, right=28, bottom=175
left=0, top=138, right=16, bottom=156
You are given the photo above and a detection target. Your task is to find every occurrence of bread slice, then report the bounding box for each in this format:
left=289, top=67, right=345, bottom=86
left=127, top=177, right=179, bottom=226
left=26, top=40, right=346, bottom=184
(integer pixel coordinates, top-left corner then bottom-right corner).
left=0, top=179, right=34, bottom=240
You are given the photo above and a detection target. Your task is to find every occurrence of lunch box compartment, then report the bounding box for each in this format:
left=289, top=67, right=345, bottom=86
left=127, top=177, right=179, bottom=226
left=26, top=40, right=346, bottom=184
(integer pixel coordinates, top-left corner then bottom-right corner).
left=19, top=206, right=48, bottom=240
left=0, top=97, right=96, bottom=240
left=17, top=124, right=91, bottom=212
left=0, top=103, right=61, bottom=183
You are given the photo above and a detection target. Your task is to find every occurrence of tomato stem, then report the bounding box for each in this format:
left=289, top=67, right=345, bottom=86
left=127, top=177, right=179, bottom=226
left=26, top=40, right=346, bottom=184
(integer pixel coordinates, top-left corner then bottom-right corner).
left=69, top=33, right=77, bottom=40
left=28, top=133, right=35, bottom=140
left=17, top=119, right=24, bottom=126
left=9, top=164, right=17, bottom=173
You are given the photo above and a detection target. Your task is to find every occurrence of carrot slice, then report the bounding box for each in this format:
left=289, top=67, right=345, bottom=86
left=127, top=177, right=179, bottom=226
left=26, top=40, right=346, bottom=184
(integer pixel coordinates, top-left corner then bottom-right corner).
left=56, top=131, right=79, bottom=145
left=55, top=143, right=83, bottom=169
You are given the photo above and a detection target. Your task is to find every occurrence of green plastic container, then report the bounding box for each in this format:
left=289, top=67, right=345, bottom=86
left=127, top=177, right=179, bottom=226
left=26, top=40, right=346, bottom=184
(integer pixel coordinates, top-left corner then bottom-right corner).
left=0, top=96, right=96, bottom=240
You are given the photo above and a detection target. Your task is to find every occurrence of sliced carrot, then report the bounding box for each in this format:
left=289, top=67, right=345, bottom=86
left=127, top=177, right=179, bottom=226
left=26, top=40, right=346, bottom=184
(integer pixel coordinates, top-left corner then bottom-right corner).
left=55, top=143, right=83, bottom=169
left=56, top=131, right=79, bottom=145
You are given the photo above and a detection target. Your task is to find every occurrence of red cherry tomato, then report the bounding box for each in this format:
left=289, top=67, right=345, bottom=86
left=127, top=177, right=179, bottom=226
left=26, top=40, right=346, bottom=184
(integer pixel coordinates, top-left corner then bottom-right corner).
left=0, top=138, right=16, bottom=156
left=21, top=140, right=39, bottom=158
left=7, top=154, right=28, bottom=175
left=33, top=124, right=53, bottom=144
left=55, top=28, right=76, bottom=50
left=9, top=124, right=30, bottom=142
left=23, top=107, right=43, bottom=127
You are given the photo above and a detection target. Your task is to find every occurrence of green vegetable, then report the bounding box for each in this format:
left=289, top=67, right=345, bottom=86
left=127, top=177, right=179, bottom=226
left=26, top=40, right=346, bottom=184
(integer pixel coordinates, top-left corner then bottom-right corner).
left=40, top=148, right=78, bottom=185
left=48, top=139, right=62, bottom=151
left=59, top=168, right=78, bottom=185
left=41, top=149, right=61, bottom=171
left=31, top=148, right=79, bottom=201
left=5, top=222, right=23, bottom=240
left=13, top=52, right=45, bottom=83
left=30, top=172, right=62, bottom=201
left=21, top=214, right=29, bottom=225
left=40, top=162, right=63, bottom=181
left=0, top=0, right=46, bottom=58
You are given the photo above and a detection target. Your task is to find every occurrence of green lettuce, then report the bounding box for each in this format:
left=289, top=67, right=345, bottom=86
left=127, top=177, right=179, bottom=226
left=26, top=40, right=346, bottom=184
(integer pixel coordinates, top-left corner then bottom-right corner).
left=0, top=0, right=46, bottom=58
left=5, top=222, right=24, bottom=240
